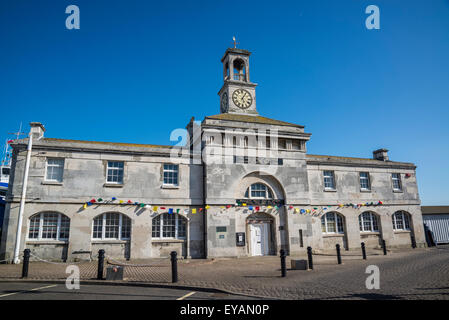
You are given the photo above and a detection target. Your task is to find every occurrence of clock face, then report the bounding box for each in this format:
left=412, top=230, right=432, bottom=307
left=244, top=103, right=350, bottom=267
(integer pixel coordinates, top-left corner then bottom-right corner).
left=232, top=89, right=253, bottom=109
left=221, top=92, right=228, bottom=112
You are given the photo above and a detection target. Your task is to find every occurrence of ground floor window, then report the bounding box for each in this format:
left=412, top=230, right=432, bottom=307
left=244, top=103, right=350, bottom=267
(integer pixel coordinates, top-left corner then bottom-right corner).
left=321, top=212, right=344, bottom=234
left=152, top=213, right=186, bottom=239
left=28, top=212, right=70, bottom=241
left=359, top=212, right=379, bottom=232
left=392, top=211, right=411, bottom=231
left=92, top=213, right=131, bottom=240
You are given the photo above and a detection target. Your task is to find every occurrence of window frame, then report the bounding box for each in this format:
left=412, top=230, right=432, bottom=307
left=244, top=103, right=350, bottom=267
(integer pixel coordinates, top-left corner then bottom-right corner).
left=106, top=161, right=124, bottom=185
left=163, top=164, right=179, bottom=186
left=359, top=212, right=380, bottom=233
left=392, top=211, right=411, bottom=231
left=27, top=212, right=70, bottom=241
left=244, top=183, right=273, bottom=199
left=321, top=212, right=345, bottom=234
left=392, top=173, right=402, bottom=191
left=92, top=213, right=131, bottom=241
left=323, top=170, right=336, bottom=190
left=45, top=158, right=65, bottom=183
left=151, top=213, right=187, bottom=240
left=359, top=172, right=371, bottom=191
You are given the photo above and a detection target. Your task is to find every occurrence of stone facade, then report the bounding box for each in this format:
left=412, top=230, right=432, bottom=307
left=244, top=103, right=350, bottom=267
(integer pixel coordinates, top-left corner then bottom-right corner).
left=0, top=47, right=426, bottom=262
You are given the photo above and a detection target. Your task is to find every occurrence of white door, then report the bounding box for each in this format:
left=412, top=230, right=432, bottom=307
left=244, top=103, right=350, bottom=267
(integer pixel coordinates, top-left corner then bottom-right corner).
left=250, top=223, right=270, bottom=256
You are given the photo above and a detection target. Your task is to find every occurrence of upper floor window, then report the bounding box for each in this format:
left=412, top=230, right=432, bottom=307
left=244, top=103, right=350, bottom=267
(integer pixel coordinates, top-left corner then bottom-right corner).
left=92, top=213, right=131, bottom=240
left=323, top=171, right=335, bottom=190
left=392, top=173, right=402, bottom=191
left=45, top=158, right=64, bottom=182
left=359, top=172, right=371, bottom=191
left=28, top=212, right=70, bottom=241
left=163, top=164, right=179, bottom=186
left=321, top=212, right=344, bottom=234
left=152, top=213, right=186, bottom=239
left=244, top=183, right=273, bottom=199
left=107, top=161, right=124, bottom=184
left=359, top=212, right=379, bottom=232
left=392, top=211, right=411, bottom=231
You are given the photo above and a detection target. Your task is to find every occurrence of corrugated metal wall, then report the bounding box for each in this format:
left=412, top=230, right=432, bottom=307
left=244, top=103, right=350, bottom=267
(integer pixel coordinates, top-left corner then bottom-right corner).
left=423, top=214, right=449, bottom=244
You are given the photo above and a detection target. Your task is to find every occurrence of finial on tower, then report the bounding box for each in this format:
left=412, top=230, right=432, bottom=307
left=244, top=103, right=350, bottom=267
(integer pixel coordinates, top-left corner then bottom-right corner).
left=232, top=36, right=239, bottom=49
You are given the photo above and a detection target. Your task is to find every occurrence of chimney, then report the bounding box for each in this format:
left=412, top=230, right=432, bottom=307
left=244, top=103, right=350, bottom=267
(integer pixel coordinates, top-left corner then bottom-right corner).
left=30, top=122, right=45, bottom=140
left=373, top=148, right=389, bottom=161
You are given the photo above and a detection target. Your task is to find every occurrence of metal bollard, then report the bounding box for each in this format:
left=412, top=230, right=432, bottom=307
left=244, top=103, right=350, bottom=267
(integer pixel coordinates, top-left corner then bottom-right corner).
left=97, top=249, right=105, bottom=280
left=280, top=249, right=287, bottom=277
left=170, top=251, right=178, bottom=283
left=336, top=244, right=342, bottom=265
left=411, top=235, right=416, bottom=249
left=21, top=249, right=31, bottom=278
left=307, top=246, right=313, bottom=270
left=361, top=242, right=367, bottom=260
left=382, top=239, right=387, bottom=255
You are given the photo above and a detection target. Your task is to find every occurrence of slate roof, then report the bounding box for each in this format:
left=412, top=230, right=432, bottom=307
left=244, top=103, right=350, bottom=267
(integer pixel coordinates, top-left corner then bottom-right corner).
left=205, top=113, right=304, bottom=128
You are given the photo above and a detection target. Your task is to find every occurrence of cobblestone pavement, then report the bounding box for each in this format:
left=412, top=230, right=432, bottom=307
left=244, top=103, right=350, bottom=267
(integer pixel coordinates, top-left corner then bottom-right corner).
left=1, top=246, right=448, bottom=299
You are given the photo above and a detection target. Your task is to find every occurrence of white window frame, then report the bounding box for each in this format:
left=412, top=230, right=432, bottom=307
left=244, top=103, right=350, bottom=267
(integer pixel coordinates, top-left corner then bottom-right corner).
left=323, top=170, right=336, bottom=190
left=321, top=212, right=345, bottom=234
left=45, top=158, right=64, bottom=182
left=151, top=213, right=186, bottom=240
left=359, top=172, right=371, bottom=191
left=244, top=183, right=273, bottom=199
left=163, top=164, right=179, bottom=186
left=27, top=212, right=70, bottom=241
left=106, top=161, right=124, bottom=184
left=392, top=173, right=402, bottom=191
left=359, top=212, right=379, bottom=232
left=92, top=213, right=131, bottom=241
left=392, top=211, right=411, bottom=231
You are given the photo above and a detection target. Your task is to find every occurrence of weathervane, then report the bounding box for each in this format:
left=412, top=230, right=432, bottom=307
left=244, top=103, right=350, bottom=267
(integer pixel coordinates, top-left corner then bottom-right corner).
left=232, top=36, right=239, bottom=49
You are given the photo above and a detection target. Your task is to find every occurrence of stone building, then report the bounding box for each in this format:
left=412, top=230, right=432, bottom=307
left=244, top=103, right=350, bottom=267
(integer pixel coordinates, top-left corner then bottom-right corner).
left=0, top=47, right=426, bottom=262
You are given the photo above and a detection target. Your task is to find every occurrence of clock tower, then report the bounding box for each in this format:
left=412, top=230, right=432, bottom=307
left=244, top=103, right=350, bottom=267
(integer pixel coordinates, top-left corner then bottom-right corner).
left=218, top=47, right=258, bottom=115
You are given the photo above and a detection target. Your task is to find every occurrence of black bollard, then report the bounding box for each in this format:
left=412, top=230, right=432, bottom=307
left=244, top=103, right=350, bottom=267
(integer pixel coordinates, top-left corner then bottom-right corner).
left=361, top=242, right=367, bottom=260
left=21, top=249, right=31, bottom=278
left=382, top=239, right=387, bottom=255
left=411, top=235, right=416, bottom=249
left=97, top=249, right=105, bottom=280
left=336, top=244, right=342, bottom=265
left=280, top=249, right=287, bottom=277
left=307, top=246, right=313, bottom=270
left=170, top=251, right=178, bottom=283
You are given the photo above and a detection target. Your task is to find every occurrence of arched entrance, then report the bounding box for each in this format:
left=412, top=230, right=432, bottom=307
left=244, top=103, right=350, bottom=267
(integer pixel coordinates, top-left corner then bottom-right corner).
left=246, top=212, right=276, bottom=256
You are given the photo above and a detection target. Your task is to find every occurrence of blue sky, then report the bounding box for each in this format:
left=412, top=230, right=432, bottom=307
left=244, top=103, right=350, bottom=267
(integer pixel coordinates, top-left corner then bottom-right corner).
left=0, top=0, right=448, bottom=205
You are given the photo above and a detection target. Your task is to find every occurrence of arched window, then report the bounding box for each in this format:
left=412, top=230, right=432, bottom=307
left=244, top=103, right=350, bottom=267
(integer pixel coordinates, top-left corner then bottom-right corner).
left=92, top=213, right=131, bottom=240
left=244, top=183, right=273, bottom=199
left=152, top=213, right=186, bottom=239
left=359, top=212, right=379, bottom=232
left=28, top=212, right=70, bottom=241
left=321, top=212, right=344, bottom=234
left=392, top=211, right=411, bottom=231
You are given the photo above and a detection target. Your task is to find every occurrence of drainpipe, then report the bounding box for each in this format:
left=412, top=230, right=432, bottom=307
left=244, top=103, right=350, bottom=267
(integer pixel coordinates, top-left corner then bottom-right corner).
left=13, top=133, right=33, bottom=264
left=202, top=149, right=207, bottom=259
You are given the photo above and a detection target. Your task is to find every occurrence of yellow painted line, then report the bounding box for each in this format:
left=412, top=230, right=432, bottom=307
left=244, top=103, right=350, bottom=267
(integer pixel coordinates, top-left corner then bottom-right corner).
left=177, top=291, right=196, bottom=300
left=0, top=284, right=58, bottom=298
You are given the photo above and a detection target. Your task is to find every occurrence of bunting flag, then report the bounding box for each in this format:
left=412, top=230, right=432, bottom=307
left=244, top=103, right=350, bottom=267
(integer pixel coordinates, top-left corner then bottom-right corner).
left=112, top=197, right=117, bottom=201
left=83, top=203, right=87, bottom=209
left=176, top=209, right=180, bottom=214
left=168, top=208, right=173, bottom=214
left=226, top=205, right=232, bottom=208
left=87, top=202, right=93, bottom=206
left=160, top=207, right=166, bottom=210
left=153, top=206, right=158, bottom=211
left=205, top=205, right=211, bottom=210
left=98, top=198, right=103, bottom=202
left=119, top=200, right=124, bottom=204
left=140, top=203, right=145, bottom=208
left=192, top=208, right=197, bottom=214
left=199, top=208, right=203, bottom=212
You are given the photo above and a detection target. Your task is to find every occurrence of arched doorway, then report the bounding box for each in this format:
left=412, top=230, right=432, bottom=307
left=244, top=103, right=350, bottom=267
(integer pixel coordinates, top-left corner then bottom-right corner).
left=246, top=212, right=276, bottom=256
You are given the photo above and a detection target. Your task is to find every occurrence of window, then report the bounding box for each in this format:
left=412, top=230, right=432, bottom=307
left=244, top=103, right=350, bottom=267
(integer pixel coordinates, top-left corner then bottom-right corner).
left=278, top=139, right=286, bottom=150
left=163, top=164, right=179, bottom=186
left=2, top=167, right=10, bottom=175
left=392, top=173, right=402, bottom=191
left=45, top=158, right=64, bottom=182
left=359, top=172, right=371, bottom=191
left=107, top=161, right=124, bottom=184
left=152, top=213, right=186, bottom=239
left=321, top=212, right=344, bottom=234
left=244, top=183, right=273, bottom=199
left=392, top=211, right=411, bottom=231
left=359, top=212, right=379, bottom=232
left=92, top=213, right=131, bottom=240
left=323, top=171, right=335, bottom=190
left=28, top=212, right=70, bottom=241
